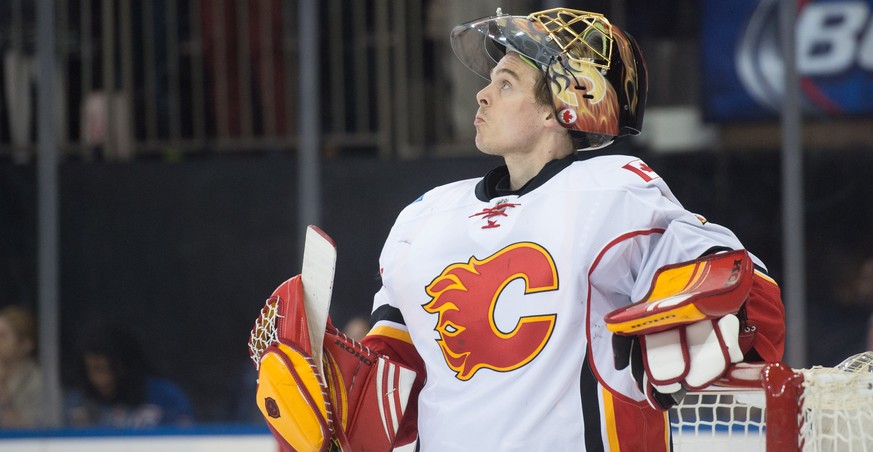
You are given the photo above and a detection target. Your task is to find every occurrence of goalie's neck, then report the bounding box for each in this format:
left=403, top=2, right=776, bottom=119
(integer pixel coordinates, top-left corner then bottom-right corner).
left=475, top=152, right=578, bottom=201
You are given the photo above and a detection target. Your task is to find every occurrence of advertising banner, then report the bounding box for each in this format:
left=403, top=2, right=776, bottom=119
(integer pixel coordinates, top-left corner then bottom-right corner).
left=703, top=0, right=873, bottom=120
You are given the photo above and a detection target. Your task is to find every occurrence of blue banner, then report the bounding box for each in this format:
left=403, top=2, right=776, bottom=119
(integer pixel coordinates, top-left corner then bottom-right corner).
left=702, top=0, right=873, bottom=121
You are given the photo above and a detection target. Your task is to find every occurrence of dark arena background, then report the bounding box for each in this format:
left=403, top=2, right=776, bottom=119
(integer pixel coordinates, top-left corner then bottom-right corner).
left=2, top=0, right=873, bottom=448
left=4, top=149, right=873, bottom=423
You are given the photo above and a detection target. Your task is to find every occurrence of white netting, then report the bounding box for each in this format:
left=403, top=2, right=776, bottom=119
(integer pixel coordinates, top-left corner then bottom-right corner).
left=671, top=388, right=766, bottom=451
left=248, top=297, right=282, bottom=368
left=670, top=352, right=873, bottom=452
left=798, top=352, right=873, bottom=451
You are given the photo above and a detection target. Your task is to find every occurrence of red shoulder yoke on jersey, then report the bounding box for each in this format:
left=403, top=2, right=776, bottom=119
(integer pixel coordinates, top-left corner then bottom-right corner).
left=250, top=276, right=417, bottom=451
left=605, top=249, right=753, bottom=336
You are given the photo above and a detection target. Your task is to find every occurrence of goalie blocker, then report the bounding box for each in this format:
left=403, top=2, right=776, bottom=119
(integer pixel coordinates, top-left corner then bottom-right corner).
left=249, top=276, right=418, bottom=451
left=606, top=250, right=756, bottom=410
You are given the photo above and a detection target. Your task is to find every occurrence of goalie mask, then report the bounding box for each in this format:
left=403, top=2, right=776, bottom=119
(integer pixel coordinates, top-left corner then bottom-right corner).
left=451, top=7, right=648, bottom=150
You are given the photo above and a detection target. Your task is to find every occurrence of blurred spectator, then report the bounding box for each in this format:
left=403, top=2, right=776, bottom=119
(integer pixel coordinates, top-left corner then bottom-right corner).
left=832, top=255, right=873, bottom=358
left=0, top=305, right=41, bottom=428
left=809, top=252, right=873, bottom=366
left=225, top=360, right=262, bottom=424
left=64, top=323, right=194, bottom=428
left=858, top=257, right=873, bottom=352
left=342, top=315, right=370, bottom=342
left=200, top=0, right=288, bottom=137
left=868, top=313, right=873, bottom=353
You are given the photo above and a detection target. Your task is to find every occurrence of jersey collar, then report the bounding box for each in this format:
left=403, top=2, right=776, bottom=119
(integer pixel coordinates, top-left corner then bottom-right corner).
left=475, top=152, right=579, bottom=201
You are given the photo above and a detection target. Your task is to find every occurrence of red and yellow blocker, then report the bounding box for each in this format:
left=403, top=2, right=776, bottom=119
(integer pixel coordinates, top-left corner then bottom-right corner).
left=605, top=250, right=753, bottom=336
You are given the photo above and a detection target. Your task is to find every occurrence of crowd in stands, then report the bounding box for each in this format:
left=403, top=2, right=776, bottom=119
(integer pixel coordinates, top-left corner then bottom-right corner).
left=0, top=305, right=375, bottom=430
left=0, top=306, right=194, bottom=430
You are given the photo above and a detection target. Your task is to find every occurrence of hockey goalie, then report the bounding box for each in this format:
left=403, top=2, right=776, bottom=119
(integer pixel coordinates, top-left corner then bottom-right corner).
left=248, top=4, right=786, bottom=448
left=249, top=229, right=783, bottom=451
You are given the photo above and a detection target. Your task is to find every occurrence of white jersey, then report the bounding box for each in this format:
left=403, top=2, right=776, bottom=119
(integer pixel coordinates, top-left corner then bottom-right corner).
left=370, top=154, right=755, bottom=451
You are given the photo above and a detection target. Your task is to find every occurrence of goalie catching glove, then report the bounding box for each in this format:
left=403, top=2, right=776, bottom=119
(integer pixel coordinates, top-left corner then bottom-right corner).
left=606, top=250, right=753, bottom=410
left=248, top=276, right=417, bottom=451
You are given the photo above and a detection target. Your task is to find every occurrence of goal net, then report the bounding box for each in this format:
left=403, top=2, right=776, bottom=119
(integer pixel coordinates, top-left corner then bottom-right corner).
left=670, top=352, right=873, bottom=451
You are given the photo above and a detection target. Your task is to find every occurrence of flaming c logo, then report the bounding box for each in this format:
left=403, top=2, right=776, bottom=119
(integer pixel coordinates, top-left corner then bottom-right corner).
left=422, top=242, right=558, bottom=380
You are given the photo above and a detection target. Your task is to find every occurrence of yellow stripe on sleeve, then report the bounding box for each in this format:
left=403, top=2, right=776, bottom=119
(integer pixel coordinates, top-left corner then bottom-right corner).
left=754, top=269, right=779, bottom=286
left=368, top=324, right=413, bottom=344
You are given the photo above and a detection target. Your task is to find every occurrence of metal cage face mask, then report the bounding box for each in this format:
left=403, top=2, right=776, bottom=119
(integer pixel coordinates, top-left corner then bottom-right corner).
left=528, top=8, right=614, bottom=72
left=451, top=7, right=647, bottom=142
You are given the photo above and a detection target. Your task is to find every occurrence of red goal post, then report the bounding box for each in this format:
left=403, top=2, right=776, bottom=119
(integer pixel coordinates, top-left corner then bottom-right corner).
left=670, top=353, right=873, bottom=451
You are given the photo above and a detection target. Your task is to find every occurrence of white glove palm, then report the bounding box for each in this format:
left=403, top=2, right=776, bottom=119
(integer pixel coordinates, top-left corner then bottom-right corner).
left=640, top=314, right=743, bottom=407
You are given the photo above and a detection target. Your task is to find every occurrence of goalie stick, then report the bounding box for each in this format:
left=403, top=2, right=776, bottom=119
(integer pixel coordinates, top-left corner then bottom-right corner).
left=301, top=225, right=337, bottom=379
left=299, top=226, right=418, bottom=451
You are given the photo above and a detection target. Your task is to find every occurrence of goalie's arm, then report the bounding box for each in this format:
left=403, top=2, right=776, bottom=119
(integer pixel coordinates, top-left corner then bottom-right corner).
left=364, top=304, right=427, bottom=372
left=607, top=250, right=786, bottom=410
left=741, top=268, right=785, bottom=362
left=361, top=303, right=427, bottom=446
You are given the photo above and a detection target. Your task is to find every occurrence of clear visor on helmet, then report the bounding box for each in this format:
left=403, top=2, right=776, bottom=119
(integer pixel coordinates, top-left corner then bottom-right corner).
left=450, top=15, right=563, bottom=80
left=450, top=10, right=613, bottom=81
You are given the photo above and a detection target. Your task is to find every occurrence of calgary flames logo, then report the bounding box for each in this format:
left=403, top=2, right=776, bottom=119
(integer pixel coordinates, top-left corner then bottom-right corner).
left=422, top=242, right=558, bottom=380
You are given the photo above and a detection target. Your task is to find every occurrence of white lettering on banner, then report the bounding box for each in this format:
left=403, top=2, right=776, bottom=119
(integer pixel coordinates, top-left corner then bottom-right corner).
left=861, top=11, right=873, bottom=68
left=797, top=1, right=872, bottom=75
